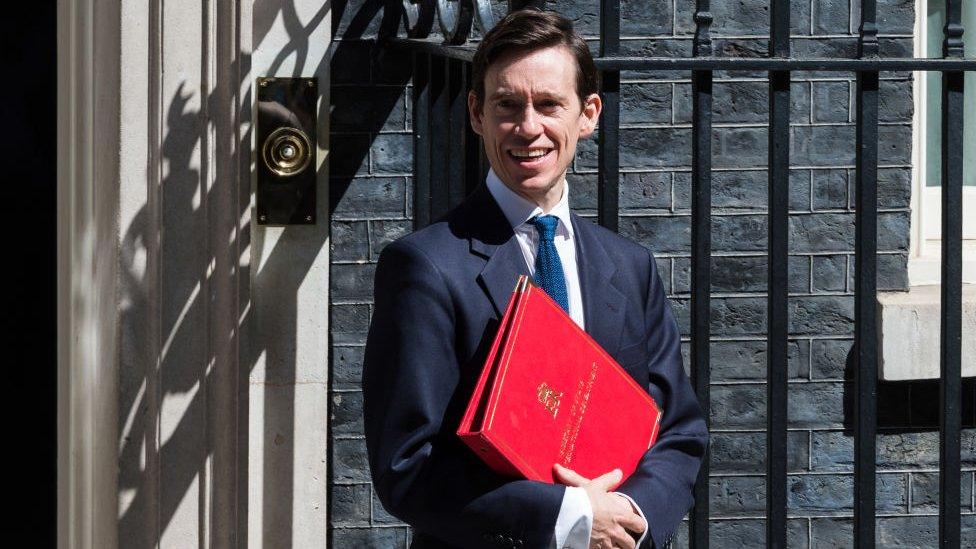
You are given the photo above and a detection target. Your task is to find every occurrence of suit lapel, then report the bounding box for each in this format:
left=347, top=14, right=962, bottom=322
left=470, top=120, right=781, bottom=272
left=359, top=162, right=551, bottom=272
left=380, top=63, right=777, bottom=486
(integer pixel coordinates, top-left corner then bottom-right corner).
left=465, top=185, right=627, bottom=356
left=466, top=185, right=531, bottom=318
left=476, top=239, right=531, bottom=319
left=571, top=213, right=627, bottom=357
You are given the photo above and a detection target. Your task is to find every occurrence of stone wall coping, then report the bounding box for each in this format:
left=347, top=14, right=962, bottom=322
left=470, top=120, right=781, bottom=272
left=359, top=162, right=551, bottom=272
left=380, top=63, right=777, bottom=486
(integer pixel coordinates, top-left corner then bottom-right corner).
left=878, top=284, right=976, bottom=380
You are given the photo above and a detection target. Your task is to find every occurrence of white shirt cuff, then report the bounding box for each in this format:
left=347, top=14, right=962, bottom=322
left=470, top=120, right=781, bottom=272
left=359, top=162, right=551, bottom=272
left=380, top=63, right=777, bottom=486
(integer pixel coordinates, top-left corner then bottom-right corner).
left=613, top=492, right=649, bottom=547
left=550, top=486, right=593, bottom=549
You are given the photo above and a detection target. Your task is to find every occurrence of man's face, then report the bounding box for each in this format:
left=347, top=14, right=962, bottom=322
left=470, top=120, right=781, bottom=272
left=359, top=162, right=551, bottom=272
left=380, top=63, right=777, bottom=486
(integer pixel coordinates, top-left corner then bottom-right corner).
left=469, top=45, right=601, bottom=208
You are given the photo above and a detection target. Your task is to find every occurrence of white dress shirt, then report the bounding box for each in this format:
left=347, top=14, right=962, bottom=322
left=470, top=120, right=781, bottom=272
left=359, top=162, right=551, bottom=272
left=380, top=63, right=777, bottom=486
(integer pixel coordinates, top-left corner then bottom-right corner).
left=486, top=169, right=649, bottom=549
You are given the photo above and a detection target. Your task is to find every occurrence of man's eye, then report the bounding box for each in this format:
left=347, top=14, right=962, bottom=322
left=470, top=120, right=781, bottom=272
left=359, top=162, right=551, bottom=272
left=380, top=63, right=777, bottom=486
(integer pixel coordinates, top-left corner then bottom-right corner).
left=497, top=100, right=518, bottom=109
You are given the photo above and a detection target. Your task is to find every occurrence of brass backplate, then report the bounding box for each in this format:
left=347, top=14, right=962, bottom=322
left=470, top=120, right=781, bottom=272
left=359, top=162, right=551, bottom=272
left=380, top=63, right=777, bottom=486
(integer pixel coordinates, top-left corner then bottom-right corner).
left=257, top=77, right=317, bottom=225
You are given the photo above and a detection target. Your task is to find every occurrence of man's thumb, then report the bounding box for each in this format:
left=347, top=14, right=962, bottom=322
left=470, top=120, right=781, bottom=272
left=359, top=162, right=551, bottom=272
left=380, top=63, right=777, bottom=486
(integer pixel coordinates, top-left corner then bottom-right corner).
left=552, top=463, right=588, bottom=487
left=593, top=468, right=623, bottom=491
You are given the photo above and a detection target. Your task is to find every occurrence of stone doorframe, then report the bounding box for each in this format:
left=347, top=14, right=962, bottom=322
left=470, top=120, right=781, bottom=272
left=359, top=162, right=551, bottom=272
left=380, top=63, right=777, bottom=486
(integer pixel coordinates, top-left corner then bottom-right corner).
left=57, top=1, right=331, bottom=546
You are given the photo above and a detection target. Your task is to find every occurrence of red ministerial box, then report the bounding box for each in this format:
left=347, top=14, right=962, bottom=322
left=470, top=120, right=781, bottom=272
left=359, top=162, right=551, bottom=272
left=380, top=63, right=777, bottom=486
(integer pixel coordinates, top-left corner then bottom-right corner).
left=457, top=275, right=662, bottom=486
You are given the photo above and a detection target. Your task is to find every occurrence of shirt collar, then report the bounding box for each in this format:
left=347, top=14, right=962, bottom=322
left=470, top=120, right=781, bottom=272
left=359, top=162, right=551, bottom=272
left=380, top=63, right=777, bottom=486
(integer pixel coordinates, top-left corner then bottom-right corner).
left=486, top=168, right=575, bottom=237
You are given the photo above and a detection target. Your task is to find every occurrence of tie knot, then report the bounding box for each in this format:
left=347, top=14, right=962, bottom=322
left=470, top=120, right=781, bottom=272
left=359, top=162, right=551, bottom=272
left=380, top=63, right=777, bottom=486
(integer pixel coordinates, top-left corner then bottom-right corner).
left=530, top=215, right=559, bottom=241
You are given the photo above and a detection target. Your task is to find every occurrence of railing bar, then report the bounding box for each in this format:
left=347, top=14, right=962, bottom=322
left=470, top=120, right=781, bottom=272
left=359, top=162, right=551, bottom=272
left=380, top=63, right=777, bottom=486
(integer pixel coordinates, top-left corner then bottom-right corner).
left=447, top=59, right=466, bottom=209
left=384, top=39, right=976, bottom=71
left=600, top=0, right=619, bottom=56
left=939, top=70, right=964, bottom=548
left=597, top=74, right=619, bottom=231
left=767, top=0, right=790, bottom=546
left=595, top=58, right=976, bottom=71
left=689, top=1, right=713, bottom=547
left=770, top=4, right=789, bottom=58
left=940, top=0, right=965, bottom=544
left=689, top=67, right=712, bottom=549
left=766, top=69, right=790, bottom=549
left=854, top=0, right=879, bottom=545
left=412, top=52, right=431, bottom=230
left=853, top=70, right=879, bottom=549
left=598, top=0, right=620, bottom=231
left=462, top=62, right=482, bottom=197
left=429, top=56, right=448, bottom=220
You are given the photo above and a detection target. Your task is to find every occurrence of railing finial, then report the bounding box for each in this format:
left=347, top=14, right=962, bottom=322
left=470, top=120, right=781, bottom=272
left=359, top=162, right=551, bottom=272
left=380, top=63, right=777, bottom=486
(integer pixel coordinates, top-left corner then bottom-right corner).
left=857, top=0, right=879, bottom=58
left=692, top=2, right=712, bottom=57
left=943, top=0, right=965, bottom=57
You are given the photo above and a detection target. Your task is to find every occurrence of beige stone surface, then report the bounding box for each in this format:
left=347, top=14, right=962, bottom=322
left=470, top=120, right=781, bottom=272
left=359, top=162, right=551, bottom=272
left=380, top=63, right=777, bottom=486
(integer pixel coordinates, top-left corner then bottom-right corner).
left=878, top=284, right=976, bottom=380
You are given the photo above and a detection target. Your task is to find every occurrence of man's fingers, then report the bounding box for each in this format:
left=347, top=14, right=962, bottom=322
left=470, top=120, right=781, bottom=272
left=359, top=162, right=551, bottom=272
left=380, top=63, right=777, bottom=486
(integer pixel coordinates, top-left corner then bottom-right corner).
left=592, top=468, right=623, bottom=491
left=619, top=511, right=646, bottom=535
left=610, top=526, right=636, bottom=549
left=552, top=463, right=589, bottom=487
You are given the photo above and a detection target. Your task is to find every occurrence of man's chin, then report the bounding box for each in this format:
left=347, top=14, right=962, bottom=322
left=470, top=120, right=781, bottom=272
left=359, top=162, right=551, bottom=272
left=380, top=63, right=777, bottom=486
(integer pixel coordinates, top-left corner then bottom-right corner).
left=500, top=166, right=561, bottom=188
left=507, top=174, right=558, bottom=192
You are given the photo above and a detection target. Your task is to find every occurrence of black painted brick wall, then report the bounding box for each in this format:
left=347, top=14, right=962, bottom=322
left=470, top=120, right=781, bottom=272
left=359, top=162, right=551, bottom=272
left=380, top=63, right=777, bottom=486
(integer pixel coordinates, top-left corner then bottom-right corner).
left=328, top=1, right=976, bottom=546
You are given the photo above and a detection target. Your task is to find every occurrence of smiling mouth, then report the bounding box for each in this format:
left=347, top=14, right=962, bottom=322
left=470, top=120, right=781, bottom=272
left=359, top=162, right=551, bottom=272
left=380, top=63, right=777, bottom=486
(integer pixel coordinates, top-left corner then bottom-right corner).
left=508, top=148, right=553, bottom=162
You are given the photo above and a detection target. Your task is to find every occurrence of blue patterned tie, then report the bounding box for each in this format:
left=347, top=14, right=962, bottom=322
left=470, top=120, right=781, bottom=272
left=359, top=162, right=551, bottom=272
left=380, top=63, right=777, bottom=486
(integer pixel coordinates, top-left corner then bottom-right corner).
left=530, top=215, right=569, bottom=312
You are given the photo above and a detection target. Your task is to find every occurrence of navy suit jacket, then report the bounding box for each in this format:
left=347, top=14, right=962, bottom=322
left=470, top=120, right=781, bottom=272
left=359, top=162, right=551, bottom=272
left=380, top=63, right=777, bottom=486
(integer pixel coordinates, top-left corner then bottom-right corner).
left=362, top=183, right=708, bottom=549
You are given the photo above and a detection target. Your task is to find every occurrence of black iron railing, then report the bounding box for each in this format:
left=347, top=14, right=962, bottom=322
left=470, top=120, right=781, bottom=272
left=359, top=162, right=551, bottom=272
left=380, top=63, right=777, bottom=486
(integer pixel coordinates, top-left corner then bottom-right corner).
left=385, top=0, right=975, bottom=546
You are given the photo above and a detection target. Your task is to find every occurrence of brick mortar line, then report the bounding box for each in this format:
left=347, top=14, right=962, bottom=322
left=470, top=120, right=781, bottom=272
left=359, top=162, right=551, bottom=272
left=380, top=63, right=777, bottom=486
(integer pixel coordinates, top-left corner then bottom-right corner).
left=707, top=379, right=861, bottom=385
left=688, top=512, right=976, bottom=520
left=329, top=33, right=914, bottom=43
left=683, top=334, right=854, bottom=341
left=709, top=427, right=976, bottom=433
left=331, top=525, right=409, bottom=529
left=573, top=164, right=915, bottom=173
left=331, top=217, right=410, bottom=223
left=331, top=121, right=913, bottom=136
left=334, top=378, right=882, bottom=387
left=332, top=293, right=890, bottom=304
left=907, top=472, right=915, bottom=513
left=704, top=380, right=878, bottom=386
left=332, top=260, right=376, bottom=265
left=658, top=251, right=906, bottom=257
left=619, top=208, right=912, bottom=216
left=614, top=121, right=913, bottom=129
left=709, top=470, right=976, bottom=477
left=600, top=34, right=916, bottom=40
left=645, top=164, right=915, bottom=172
left=330, top=210, right=914, bottom=220
left=666, top=376, right=851, bottom=383
left=666, top=290, right=885, bottom=298
left=619, top=76, right=912, bottom=84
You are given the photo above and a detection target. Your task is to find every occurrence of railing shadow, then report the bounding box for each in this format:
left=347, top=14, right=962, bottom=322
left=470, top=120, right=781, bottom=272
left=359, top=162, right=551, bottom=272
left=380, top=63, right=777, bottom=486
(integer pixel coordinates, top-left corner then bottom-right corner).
left=326, top=0, right=411, bottom=543
left=843, top=347, right=976, bottom=435
left=116, top=0, right=334, bottom=544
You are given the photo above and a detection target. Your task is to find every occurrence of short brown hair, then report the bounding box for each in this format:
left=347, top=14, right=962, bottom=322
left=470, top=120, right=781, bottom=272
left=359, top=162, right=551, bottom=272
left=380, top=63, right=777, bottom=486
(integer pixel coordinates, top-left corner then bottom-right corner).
left=471, top=9, right=599, bottom=110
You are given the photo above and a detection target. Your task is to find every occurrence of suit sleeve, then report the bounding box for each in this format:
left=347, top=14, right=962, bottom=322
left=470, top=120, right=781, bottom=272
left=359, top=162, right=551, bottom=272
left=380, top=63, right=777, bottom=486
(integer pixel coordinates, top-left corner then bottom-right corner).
left=614, top=249, right=709, bottom=548
left=362, top=239, right=565, bottom=549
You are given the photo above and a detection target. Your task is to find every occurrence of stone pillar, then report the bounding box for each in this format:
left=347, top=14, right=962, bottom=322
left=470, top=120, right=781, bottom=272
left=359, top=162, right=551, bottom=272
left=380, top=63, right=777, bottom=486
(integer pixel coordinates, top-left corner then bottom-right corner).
left=248, top=1, right=332, bottom=546
left=59, top=1, right=330, bottom=546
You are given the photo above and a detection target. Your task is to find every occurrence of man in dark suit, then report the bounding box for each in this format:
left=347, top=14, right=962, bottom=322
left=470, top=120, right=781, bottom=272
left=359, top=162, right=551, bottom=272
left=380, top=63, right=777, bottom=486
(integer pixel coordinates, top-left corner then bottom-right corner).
left=362, top=9, right=707, bottom=549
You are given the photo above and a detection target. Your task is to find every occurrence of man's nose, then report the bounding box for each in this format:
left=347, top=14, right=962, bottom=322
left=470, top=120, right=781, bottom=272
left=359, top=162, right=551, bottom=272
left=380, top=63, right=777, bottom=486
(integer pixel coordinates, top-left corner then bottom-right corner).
left=515, top=106, right=542, bottom=137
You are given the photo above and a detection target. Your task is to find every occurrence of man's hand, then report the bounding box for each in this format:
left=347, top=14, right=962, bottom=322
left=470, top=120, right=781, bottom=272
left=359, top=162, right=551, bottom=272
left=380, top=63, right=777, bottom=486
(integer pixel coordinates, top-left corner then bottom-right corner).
left=553, top=464, right=646, bottom=549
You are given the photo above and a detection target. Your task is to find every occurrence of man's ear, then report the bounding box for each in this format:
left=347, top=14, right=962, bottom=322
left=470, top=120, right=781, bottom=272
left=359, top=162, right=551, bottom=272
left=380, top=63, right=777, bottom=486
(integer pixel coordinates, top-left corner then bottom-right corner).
left=579, top=93, right=602, bottom=138
left=468, top=91, right=484, bottom=136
